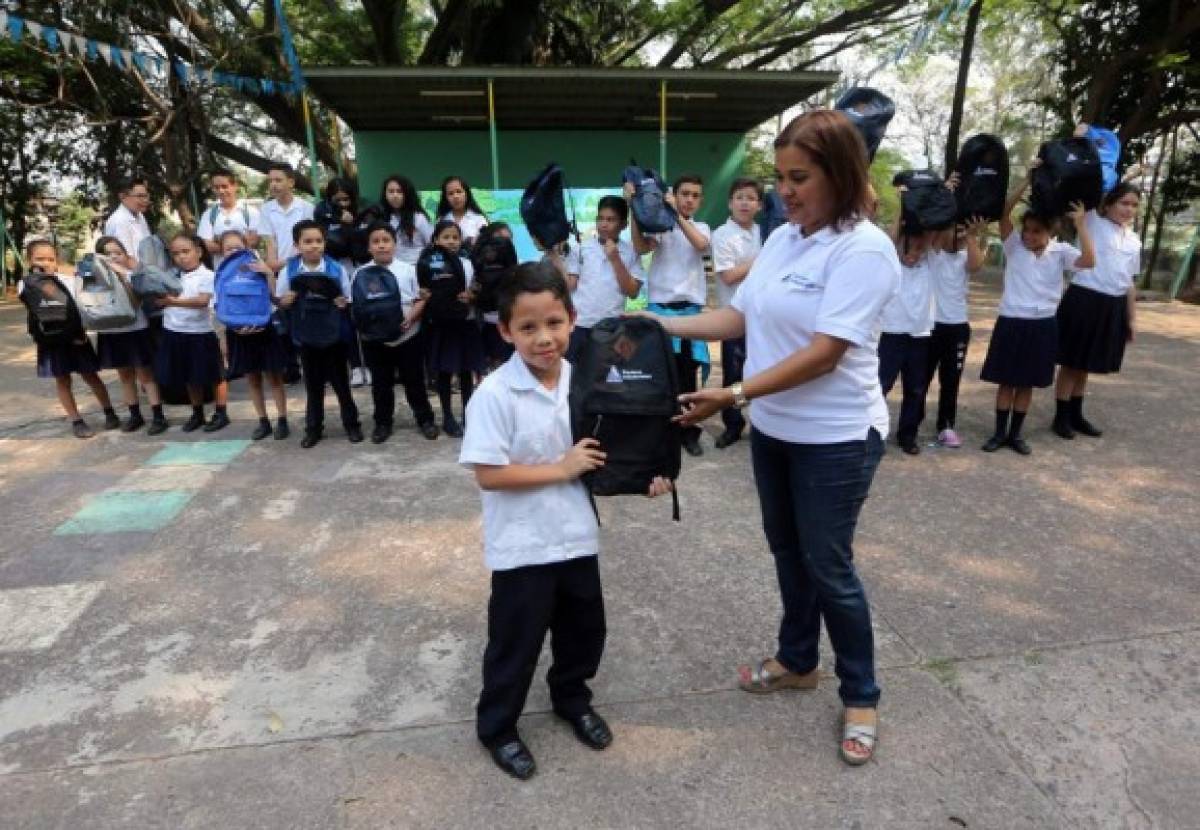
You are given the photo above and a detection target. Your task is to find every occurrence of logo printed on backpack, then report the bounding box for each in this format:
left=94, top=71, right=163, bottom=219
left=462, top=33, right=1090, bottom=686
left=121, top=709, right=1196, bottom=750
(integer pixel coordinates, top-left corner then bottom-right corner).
left=605, top=366, right=623, bottom=384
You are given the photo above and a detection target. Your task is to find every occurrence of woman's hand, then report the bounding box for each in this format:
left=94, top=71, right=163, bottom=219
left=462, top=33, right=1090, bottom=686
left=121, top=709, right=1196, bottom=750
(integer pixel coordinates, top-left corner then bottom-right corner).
left=674, top=387, right=735, bottom=427
left=646, top=476, right=674, bottom=498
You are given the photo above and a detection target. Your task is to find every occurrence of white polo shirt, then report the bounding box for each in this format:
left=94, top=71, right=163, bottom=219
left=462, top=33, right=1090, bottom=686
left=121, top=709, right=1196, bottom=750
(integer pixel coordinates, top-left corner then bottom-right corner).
left=198, top=201, right=260, bottom=267
left=255, top=197, right=315, bottom=262
left=564, top=238, right=645, bottom=328
left=879, top=254, right=935, bottom=336
left=103, top=205, right=151, bottom=262
left=353, top=259, right=423, bottom=344
left=930, top=249, right=970, bottom=325
left=647, top=220, right=711, bottom=305
left=442, top=210, right=488, bottom=243
left=731, top=220, right=900, bottom=444
left=999, top=230, right=1080, bottom=319
left=163, top=266, right=215, bottom=334
left=459, top=353, right=599, bottom=571
left=1071, top=210, right=1141, bottom=297
left=711, top=219, right=762, bottom=308
left=393, top=213, right=435, bottom=265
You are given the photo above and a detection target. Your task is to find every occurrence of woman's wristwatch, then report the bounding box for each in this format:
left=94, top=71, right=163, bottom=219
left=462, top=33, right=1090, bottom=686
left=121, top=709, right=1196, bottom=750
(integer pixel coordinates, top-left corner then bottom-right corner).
left=730, top=382, right=749, bottom=408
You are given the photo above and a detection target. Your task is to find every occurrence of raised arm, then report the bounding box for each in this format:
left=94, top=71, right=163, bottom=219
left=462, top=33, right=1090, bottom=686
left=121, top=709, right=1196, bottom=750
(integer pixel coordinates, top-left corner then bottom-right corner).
left=1000, top=159, right=1039, bottom=240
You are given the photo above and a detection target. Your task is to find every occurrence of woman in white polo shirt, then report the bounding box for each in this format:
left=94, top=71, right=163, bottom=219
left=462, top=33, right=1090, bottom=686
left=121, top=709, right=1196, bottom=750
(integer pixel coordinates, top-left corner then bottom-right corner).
left=645, top=110, right=899, bottom=766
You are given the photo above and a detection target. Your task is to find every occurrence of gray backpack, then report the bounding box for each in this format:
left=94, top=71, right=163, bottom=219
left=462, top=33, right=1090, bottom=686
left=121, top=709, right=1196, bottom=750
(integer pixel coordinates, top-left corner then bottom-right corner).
left=74, top=254, right=138, bottom=331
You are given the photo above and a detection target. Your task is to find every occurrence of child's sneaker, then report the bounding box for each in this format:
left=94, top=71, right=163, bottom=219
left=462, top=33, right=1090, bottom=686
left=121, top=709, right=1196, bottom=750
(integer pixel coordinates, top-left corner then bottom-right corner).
left=937, top=428, right=962, bottom=448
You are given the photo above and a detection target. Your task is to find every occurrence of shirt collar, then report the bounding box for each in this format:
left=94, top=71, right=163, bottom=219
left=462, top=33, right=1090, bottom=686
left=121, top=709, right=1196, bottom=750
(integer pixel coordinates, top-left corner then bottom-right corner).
left=787, top=223, right=839, bottom=246
left=501, top=351, right=568, bottom=397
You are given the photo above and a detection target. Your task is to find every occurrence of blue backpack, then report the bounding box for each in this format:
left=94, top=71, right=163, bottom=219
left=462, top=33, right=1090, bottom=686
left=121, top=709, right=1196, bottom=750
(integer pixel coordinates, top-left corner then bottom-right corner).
left=286, top=256, right=344, bottom=348
left=520, top=163, right=573, bottom=248
left=351, top=264, right=406, bottom=342
left=835, top=87, right=895, bottom=161
left=214, top=249, right=273, bottom=328
left=622, top=161, right=676, bottom=234
left=1085, top=126, right=1122, bottom=193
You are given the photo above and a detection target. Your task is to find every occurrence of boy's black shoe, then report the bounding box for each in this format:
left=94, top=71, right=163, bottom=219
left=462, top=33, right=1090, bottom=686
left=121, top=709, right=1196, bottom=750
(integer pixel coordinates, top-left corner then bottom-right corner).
left=371, top=425, right=392, bottom=444
left=147, top=417, right=169, bottom=436
left=419, top=422, right=440, bottom=440
left=1007, top=436, right=1032, bottom=456
left=900, top=440, right=920, bottom=456
left=559, top=710, right=613, bottom=751
left=300, top=431, right=322, bottom=449
left=683, top=435, right=703, bottom=457
left=346, top=425, right=364, bottom=443
left=442, top=415, right=463, bottom=438
left=488, top=738, right=537, bottom=781
left=251, top=420, right=272, bottom=441
left=274, top=419, right=290, bottom=440
left=203, top=410, right=231, bottom=432
left=122, top=412, right=146, bottom=433
left=714, top=429, right=742, bottom=449
left=181, top=411, right=205, bottom=433
left=981, top=435, right=1005, bottom=452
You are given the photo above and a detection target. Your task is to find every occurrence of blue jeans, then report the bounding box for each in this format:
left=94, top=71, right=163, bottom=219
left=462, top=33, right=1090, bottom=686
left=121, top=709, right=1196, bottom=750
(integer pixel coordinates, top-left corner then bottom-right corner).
left=750, top=427, right=884, bottom=707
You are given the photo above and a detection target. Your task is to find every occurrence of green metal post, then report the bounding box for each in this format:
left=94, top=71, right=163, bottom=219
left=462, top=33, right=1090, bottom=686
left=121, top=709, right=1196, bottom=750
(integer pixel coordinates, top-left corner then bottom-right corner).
left=301, top=91, right=321, bottom=194
left=488, top=79, right=500, bottom=190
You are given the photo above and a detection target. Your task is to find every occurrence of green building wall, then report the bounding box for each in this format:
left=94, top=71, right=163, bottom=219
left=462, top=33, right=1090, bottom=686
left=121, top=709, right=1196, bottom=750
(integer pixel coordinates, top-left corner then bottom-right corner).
left=353, top=130, right=747, bottom=227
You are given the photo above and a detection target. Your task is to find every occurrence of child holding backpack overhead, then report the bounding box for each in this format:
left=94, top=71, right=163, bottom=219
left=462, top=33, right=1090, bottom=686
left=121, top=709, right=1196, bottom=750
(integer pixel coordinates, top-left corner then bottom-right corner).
left=980, top=161, right=1095, bottom=455
left=154, top=233, right=228, bottom=433
left=19, top=240, right=119, bottom=439
left=93, top=236, right=168, bottom=434
left=422, top=219, right=482, bottom=437
left=437, top=176, right=488, bottom=248
left=217, top=232, right=290, bottom=441
left=354, top=221, right=438, bottom=443
left=459, top=260, right=671, bottom=782
left=277, top=220, right=363, bottom=448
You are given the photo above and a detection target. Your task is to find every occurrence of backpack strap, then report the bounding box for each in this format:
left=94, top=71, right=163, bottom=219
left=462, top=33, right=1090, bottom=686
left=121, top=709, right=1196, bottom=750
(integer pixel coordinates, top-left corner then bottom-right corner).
left=241, top=203, right=251, bottom=227
left=208, top=204, right=220, bottom=227
left=670, top=481, right=680, bottom=522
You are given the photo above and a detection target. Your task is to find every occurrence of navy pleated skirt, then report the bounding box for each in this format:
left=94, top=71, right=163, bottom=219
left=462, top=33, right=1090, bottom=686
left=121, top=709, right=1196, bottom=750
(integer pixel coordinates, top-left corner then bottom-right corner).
left=428, top=318, right=485, bottom=375
left=226, top=326, right=289, bottom=379
left=155, top=330, right=224, bottom=388
left=1056, top=284, right=1129, bottom=374
left=981, top=315, right=1057, bottom=388
left=36, top=339, right=100, bottom=379
left=97, top=328, right=156, bottom=370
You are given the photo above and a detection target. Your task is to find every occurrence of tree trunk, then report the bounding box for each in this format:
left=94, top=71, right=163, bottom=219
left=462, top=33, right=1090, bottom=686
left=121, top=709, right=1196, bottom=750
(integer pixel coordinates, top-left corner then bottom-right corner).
left=1139, top=131, right=1169, bottom=247
left=943, top=0, right=984, bottom=175
left=1144, top=125, right=1180, bottom=286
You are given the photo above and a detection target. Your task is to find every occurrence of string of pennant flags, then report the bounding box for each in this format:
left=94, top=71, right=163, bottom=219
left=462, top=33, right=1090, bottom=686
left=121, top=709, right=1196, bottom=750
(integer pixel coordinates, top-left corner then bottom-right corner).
left=888, top=0, right=977, bottom=68
left=0, top=9, right=301, bottom=98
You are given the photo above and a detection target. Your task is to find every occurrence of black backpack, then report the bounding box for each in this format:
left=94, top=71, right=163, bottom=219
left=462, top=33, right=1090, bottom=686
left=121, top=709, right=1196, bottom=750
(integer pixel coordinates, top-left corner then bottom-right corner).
left=20, top=269, right=84, bottom=347
left=471, top=233, right=518, bottom=315
left=1031, top=138, right=1103, bottom=218
left=569, top=317, right=682, bottom=521
left=835, top=87, right=895, bottom=161
left=351, top=264, right=406, bottom=342
left=289, top=272, right=344, bottom=348
left=954, top=133, right=1010, bottom=221
left=417, top=245, right=470, bottom=322
left=315, top=199, right=354, bottom=261
left=622, top=161, right=677, bottom=234
left=757, top=190, right=788, bottom=241
left=520, top=163, right=573, bottom=248
left=898, top=170, right=958, bottom=233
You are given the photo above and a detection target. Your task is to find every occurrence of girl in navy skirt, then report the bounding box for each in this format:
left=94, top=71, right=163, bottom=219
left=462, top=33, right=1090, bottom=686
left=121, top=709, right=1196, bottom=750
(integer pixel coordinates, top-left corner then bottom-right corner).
left=1052, top=182, right=1143, bottom=439
left=426, top=220, right=483, bottom=437
left=21, top=240, right=118, bottom=439
left=218, top=232, right=290, bottom=440
left=981, top=162, right=1095, bottom=455
left=94, top=237, right=167, bottom=434
left=155, top=234, right=227, bottom=433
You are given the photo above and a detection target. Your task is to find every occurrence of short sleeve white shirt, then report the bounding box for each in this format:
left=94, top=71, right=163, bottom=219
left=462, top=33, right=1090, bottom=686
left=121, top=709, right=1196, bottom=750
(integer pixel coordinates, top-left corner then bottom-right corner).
left=459, top=354, right=599, bottom=571
left=930, top=250, right=970, bottom=325
left=198, top=201, right=260, bottom=268
left=1071, top=210, right=1141, bottom=297
left=393, top=213, right=435, bottom=265
left=570, top=239, right=645, bottom=328
left=255, top=197, right=315, bottom=262
left=103, top=205, right=151, bottom=262
left=732, top=220, right=901, bottom=444
left=647, top=221, right=711, bottom=305
left=353, top=259, right=424, bottom=344
left=999, top=230, right=1080, bottom=319
left=879, top=255, right=935, bottom=336
left=163, top=266, right=215, bottom=334
left=711, top=219, right=762, bottom=308
left=443, top=210, right=488, bottom=242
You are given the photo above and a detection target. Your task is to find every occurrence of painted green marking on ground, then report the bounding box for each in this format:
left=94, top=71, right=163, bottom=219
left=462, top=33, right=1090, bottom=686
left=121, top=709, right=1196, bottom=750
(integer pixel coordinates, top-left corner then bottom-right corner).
left=54, top=490, right=193, bottom=535
left=147, top=440, right=251, bottom=467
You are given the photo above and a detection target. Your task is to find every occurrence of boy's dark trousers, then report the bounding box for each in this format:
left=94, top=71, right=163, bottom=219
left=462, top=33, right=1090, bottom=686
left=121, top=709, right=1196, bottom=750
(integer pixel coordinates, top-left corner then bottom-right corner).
left=298, top=342, right=360, bottom=434
left=477, top=556, right=607, bottom=747
left=877, top=332, right=930, bottom=447
left=363, top=337, right=434, bottom=428
left=925, top=322, right=971, bottom=431
left=720, top=336, right=746, bottom=435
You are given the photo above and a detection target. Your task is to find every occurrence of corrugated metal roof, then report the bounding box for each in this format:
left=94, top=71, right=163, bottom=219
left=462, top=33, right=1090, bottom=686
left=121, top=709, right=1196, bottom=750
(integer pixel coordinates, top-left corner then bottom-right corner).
left=305, top=66, right=838, bottom=132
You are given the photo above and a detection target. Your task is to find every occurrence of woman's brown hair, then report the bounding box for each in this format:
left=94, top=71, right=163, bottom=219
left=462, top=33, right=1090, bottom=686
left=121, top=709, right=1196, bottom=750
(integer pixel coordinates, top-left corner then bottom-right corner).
left=773, top=110, right=870, bottom=228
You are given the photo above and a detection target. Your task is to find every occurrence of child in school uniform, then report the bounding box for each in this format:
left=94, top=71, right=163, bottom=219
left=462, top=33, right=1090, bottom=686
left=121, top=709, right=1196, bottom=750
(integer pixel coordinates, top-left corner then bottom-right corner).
left=426, top=219, right=483, bottom=437
left=709, top=177, right=763, bottom=449
left=20, top=240, right=119, bottom=439
left=93, top=236, right=168, bottom=434
left=474, top=222, right=518, bottom=370
left=217, top=231, right=290, bottom=441
left=154, top=233, right=228, bottom=433
left=459, top=260, right=671, bottom=781
left=197, top=168, right=259, bottom=268
left=437, top=176, right=488, bottom=248
left=1052, top=181, right=1143, bottom=439
left=355, top=221, right=438, bottom=443
left=375, top=175, right=434, bottom=266
left=980, top=162, right=1095, bottom=455
left=926, top=219, right=986, bottom=448
left=626, top=173, right=712, bottom=457
left=276, top=220, right=364, bottom=448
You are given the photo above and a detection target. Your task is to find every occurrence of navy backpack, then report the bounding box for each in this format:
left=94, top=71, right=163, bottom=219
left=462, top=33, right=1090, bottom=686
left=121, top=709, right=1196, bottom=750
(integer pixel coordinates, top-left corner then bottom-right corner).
left=520, top=163, right=573, bottom=249
left=287, top=256, right=345, bottom=348
left=757, top=190, right=788, bottom=241
left=835, top=87, right=895, bottom=161
left=954, top=134, right=1010, bottom=221
left=416, top=245, right=470, bottom=323
left=622, top=161, right=676, bottom=234
left=1031, top=138, right=1103, bottom=217
left=471, top=232, right=518, bottom=316
left=896, top=170, right=958, bottom=233
left=351, top=264, right=406, bottom=342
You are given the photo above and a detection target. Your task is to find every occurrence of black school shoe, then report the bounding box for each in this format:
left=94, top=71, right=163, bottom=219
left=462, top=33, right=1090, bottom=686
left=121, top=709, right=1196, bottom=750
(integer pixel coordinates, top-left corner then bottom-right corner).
left=346, top=425, right=364, bottom=444
left=1051, top=416, right=1075, bottom=440
left=300, top=431, right=322, bottom=449
left=147, top=417, right=169, bottom=436
left=121, top=412, right=146, bottom=433
left=442, top=415, right=463, bottom=438
left=274, top=419, right=290, bottom=440
left=371, top=424, right=392, bottom=444
left=103, top=410, right=121, bottom=430
left=683, top=435, right=704, bottom=457
left=181, top=411, right=206, bottom=433
left=1007, top=436, right=1032, bottom=456
left=419, top=422, right=440, bottom=440
left=714, top=429, right=743, bottom=449
left=558, top=709, right=613, bottom=751
left=251, top=420, right=272, bottom=441
left=203, top=410, right=231, bottom=432
left=487, top=737, right=537, bottom=781
left=981, top=435, right=1005, bottom=452
left=1071, top=416, right=1103, bottom=437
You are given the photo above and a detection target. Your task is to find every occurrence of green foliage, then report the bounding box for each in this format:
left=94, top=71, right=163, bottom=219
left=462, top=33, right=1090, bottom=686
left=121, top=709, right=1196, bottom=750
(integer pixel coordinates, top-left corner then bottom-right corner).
left=869, top=148, right=907, bottom=227
left=54, top=193, right=97, bottom=263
